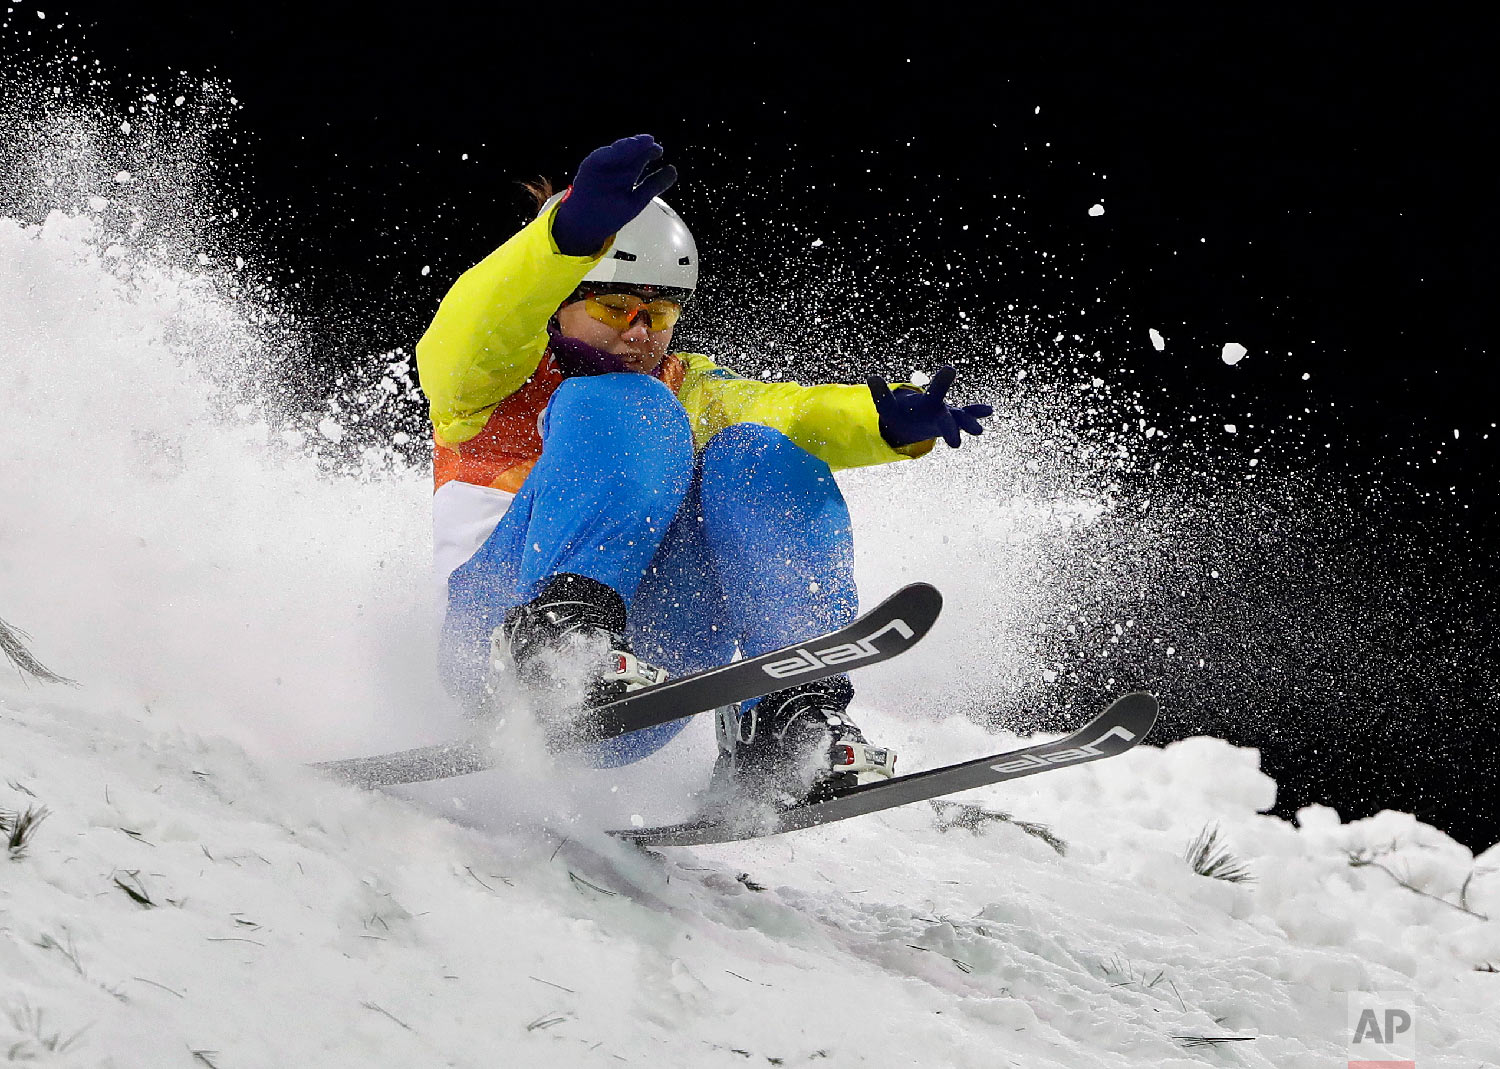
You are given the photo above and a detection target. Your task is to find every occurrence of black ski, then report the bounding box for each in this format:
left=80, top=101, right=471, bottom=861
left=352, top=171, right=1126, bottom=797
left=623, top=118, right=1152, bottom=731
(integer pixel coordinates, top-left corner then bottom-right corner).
left=608, top=692, right=1158, bottom=847
left=316, top=583, right=942, bottom=788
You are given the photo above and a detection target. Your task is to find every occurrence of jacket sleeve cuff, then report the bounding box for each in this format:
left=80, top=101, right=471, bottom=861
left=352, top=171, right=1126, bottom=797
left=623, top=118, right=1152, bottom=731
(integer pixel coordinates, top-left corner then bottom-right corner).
left=883, top=382, right=933, bottom=458
left=543, top=201, right=614, bottom=261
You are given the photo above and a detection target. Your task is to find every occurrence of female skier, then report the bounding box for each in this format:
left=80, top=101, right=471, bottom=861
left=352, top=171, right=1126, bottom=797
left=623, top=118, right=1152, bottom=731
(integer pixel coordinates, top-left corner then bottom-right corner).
left=417, top=134, right=992, bottom=804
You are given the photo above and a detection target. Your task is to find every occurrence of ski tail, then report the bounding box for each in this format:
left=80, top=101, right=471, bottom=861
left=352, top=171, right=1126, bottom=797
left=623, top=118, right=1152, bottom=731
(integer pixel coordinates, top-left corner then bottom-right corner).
left=312, top=738, right=490, bottom=788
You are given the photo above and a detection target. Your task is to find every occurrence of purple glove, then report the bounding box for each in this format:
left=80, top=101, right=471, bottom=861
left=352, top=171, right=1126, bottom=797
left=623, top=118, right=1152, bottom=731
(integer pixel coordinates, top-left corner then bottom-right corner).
left=867, top=365, right=994, bottom=449
left=551, top=134, right=678, bottom=257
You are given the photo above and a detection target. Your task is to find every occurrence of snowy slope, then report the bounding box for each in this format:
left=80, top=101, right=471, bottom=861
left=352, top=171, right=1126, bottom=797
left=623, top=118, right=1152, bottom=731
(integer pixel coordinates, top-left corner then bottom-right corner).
left=2, top=185, right=1498, bottom=1067
left=4, top=681, right=1499, bottom=1067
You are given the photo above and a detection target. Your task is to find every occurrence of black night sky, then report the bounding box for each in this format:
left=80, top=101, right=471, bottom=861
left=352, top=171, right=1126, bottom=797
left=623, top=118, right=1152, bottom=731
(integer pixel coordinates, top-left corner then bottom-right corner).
left=7, top=4, right=1495, bottom=848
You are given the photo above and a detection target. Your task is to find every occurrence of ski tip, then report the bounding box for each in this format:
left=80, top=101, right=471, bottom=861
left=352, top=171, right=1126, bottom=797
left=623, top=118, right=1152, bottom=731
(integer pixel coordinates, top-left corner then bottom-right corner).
left=1107, top=691, right=1161, bottom=730
left=886, top=581, right=943, bottom=618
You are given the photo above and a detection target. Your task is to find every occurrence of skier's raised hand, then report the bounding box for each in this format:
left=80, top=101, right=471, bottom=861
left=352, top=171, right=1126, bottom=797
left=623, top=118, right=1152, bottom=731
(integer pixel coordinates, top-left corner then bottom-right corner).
left=867, top=365, right=994, bottom=449
left=550, top=134, right=679, bottom=256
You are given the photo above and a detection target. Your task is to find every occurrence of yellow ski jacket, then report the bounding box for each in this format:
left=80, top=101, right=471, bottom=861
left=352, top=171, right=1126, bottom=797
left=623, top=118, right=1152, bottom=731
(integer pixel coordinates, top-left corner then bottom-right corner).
left=416, top=201, right=930, bottom=495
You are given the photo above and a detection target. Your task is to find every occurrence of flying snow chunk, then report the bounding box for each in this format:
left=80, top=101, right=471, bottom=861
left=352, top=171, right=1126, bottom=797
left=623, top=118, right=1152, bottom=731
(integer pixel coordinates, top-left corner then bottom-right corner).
left=1221, top=342, right=1248, bottom=365
left=811, top=238, right=824, bottom=248
left=1224, top=424, right=1238, bottom=434
left=114, top=171, right=133, bottom=184
left=910, top=369, right=931, bottom=387
left=1149, top=328, right=1165, bottom=351
left=1088, top=203, right=1105, bottom=217
left=420, top=265, right=431, bottom=276
left=88, top=196, right=108, bottom=212
left=317, top=417, right=346, bottom=443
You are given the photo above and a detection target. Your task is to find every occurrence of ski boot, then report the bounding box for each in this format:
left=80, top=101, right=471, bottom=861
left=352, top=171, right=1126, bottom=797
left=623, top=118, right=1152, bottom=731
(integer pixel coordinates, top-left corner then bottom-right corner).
left=485, top=573, right=666, bottom=742
left=715, top=676, right=896, bottom=806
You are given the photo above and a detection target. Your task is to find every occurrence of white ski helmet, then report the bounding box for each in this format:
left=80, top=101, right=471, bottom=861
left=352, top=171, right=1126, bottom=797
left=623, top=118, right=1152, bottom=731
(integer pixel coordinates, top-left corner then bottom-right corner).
left=543, top=190, right=698, bottom=298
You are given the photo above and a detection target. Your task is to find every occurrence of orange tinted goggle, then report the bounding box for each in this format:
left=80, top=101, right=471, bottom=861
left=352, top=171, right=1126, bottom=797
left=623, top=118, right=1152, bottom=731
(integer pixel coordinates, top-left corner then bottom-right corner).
left=582, top=292, right=684, bottom=333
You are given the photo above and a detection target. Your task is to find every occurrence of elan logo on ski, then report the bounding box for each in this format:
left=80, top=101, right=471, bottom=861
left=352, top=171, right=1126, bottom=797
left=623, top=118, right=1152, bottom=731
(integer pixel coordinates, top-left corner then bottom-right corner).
left=760, top=618, right=917, bottom=679
left=988, top=724, right=1140, bottom=774
left=317, top=583, right=943, bottom=790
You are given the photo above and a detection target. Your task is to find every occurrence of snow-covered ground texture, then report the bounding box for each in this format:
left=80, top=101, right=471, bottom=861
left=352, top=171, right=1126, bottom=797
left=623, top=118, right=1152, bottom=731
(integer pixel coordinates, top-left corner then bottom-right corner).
left=5, top=684, right=1500, bottom=1067
left=1, top=78, right=1497, bottom=1068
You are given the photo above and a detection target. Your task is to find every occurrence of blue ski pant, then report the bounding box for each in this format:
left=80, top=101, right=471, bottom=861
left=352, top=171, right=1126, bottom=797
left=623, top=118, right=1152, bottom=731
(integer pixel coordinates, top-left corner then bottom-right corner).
left=442, top=373, right=857, bottom=766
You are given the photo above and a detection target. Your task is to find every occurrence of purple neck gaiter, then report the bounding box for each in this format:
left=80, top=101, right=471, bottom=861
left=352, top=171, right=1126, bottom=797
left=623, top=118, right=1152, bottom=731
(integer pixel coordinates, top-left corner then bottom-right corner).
left=547, top=322, right=635, bottom=377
